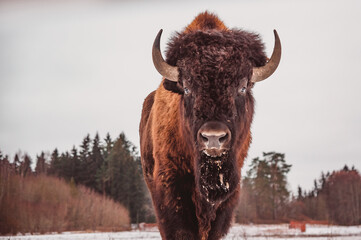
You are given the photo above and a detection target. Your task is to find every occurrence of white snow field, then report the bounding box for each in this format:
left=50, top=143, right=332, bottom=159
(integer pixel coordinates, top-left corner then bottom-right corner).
left=1, top=224, right=361, bottom=240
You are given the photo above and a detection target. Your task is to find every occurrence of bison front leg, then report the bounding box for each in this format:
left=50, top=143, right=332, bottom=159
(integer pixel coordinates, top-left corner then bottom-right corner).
left=207, top=191, right=240, bottom=240
left=152, top=175, right=198, bottom=240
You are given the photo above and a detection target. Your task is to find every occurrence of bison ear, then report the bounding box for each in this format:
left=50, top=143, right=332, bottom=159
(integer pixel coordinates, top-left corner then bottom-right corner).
left=163, top=79, right=184, bottom=94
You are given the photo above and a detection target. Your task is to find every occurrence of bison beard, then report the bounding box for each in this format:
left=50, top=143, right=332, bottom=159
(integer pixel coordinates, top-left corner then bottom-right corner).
left=139, top=11, right=281, bottom=240
left=198, top=152, right=239, bottom=203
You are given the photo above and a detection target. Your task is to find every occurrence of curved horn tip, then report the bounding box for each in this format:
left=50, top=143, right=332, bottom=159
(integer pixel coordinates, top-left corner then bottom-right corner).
left=250, top=29, right=282, bottom=83
left=157, top=29, right=163, bottom=39
left=152, top=29, right=179, bottom=82
left=153, top=29, right=163, bottom=50
left=273, top=29, right=280, bottom=43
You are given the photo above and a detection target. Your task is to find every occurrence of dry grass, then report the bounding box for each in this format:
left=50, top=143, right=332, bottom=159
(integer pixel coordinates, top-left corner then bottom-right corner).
left=0, top=174, right=130, bottom=234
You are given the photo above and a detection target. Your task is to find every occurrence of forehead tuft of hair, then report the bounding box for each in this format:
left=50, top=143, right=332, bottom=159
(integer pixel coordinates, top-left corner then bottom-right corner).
left=185, top=11, right=228, bottom=33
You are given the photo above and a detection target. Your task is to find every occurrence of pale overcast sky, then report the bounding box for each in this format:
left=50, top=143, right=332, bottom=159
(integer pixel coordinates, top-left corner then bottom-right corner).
left=0, top=0, right=360, bottom=193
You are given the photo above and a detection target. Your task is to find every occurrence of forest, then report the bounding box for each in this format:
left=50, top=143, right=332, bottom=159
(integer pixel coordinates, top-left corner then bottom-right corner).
left=236, top=152, right=361, bottom=225
left=1, top=132, right=360, bottom=234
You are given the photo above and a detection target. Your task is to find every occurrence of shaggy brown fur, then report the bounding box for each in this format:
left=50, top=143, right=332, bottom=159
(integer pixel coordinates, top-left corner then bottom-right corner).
left=140, top=12, right=268, bottom=240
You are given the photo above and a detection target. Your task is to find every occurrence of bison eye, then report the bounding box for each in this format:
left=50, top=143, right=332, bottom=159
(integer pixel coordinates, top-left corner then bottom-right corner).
left=239, top=87, right=247, bottom=94
left=184, top=87, right=190, bottom=95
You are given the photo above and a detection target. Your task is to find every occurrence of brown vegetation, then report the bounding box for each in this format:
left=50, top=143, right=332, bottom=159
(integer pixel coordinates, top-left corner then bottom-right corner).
left=0, top=172, right=130, bottom=235
left=236, top=163, right=361, bottom=226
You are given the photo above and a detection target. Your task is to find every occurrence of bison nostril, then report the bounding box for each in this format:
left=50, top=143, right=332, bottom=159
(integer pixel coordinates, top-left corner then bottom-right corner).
left=200, top=133, right=208, bottom=143
left=219, top=133, right=228, bottom=143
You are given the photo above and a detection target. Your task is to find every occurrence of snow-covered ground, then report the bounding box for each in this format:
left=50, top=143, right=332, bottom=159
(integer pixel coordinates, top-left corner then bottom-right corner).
left=2, top=224, right=361, bottom=240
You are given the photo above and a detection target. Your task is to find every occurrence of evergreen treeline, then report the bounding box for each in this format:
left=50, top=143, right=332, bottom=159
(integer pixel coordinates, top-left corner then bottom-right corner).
left=0, top=132, right=155, bottom=225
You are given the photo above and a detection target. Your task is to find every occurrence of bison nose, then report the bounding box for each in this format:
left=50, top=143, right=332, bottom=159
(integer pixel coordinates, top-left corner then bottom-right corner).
left=200, top=132, right=228, bottom=149
left=197, top=122, right=231, bottom=154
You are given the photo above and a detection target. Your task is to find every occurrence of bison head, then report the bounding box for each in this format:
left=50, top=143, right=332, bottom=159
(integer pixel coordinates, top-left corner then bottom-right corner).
left=152, top=29, right=281, bottom=203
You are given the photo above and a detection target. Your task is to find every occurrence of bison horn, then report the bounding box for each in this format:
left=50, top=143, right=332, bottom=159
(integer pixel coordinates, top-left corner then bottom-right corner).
left=250, top=30, right=281, bottom=83
left=152, top=29, right=179, bottom=82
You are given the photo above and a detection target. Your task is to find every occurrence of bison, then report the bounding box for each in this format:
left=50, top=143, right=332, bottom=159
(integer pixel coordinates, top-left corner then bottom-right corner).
left=140, top=12, right=281, bottom=240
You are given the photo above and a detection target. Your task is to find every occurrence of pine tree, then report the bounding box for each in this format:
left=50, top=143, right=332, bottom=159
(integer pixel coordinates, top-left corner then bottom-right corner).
left=70, top=146, right=81, bottom=183
left=95, top=133, right=114, bottom=194
left=48, top=149, right=60, bottom=176
left=252, top=157, right=273, bottom=219
left=13, top=153, right=20, bottom=174
left=35, top=152, right=48, bottom=175
left=297, top=186, right=303, bottom=200
left=103, top=133, right=113, bottom=160
left=343, top=164, right=350, bottom=172
left=265, top=152, right=291, bottom=219
left=106, top=134, right=132, bottom=206
left=242, top=152, right=291, bottom=221
left=319, top=172, right=327, bottom=191
left=59, top=151, right=72, bottom=180
left=19, top=154, right=32, bottom=177
left=78, top=134, right=91, bottom=185
left=87, top=133, right=104, bottom=189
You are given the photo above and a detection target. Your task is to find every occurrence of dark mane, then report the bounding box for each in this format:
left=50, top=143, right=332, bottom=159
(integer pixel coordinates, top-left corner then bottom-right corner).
left=166, top=29, right=267, bottom=69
